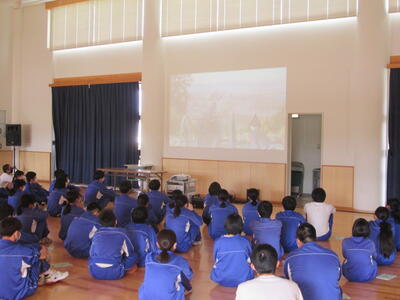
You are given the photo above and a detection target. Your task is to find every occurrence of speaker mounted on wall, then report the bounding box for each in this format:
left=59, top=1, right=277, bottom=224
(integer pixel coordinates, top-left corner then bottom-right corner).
left=6, top=124, right=22, bottom=146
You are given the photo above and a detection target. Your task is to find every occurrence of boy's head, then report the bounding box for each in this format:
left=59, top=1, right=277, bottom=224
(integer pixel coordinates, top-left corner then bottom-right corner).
left=94, top=170, right=105, bottom=181
left=25, top=171, right=37, bottom=183
left=257, top=201, right=273, bottom=218
left=54, top=176, right=67, bottom=189
left=247, top=188, right=259, bottom=202
left=13, top=179, right=26, bottom=191
left=99, top=209, right=117, bottom=227
left=224, top=213, right=243, bottom=235
left=250, top=244, right=279, bottom=275
left=148, top=179, right=161, bottom=191
left=0, top=217, right=22, bottom=241
left=54, top=169, right=66, bottom=178
left=218, top=189, right=230, bottom=202
left=66, top=190, right=81, bottom=204
left=0, top=203, right=14, bottom=221
left=86, top=202, right=102, bottom=216
left=2, top=164, right=12, bottom=174
left=119, top=180, right=132, bottom=194
left=137, top=193, right=149, bottom=207
left=13, top=170, right=25, bottom=181
left=282, top=196, right=297, bottom=211
left=132, top=207, right=148, bottom=224
left=352, top=218, right=370, bottom=238
left=375, top=206, right=390, bottom=221
left=296, top=223, right=317, bottom=246
left=170, top=189, right=183, bottom=201
left=208, top=182, right=221, bottom=196
left=311, top=188, right=326, bottom=203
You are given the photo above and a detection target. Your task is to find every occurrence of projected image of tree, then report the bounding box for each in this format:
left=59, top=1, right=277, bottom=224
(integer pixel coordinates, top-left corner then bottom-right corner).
left=169, top=68, right=286, bottom=150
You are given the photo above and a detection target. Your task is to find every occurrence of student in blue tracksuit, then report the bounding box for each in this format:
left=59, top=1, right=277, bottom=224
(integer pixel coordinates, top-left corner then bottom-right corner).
left=8, top=179, right=26, bottom=210
left=84, top=170, right=115, bottom=208
left=208, top=189, right=238, bottom=240
left=47, top=176, right=68, bottom=217
left=64, top=203, right=102, bottom=258
left=88, top=209, right=137, bottom=280
left=369, top=206, right=397, bottom=265
left=242, top=188, right=261, bottom=235
left=202, top=182, right=222, bottom=225
left=284, top=223, right=342, bottom=300
left=139, top=229, right=193, bottom=300
left=387, top=198, right=400, bottom=251
left=137, top=193, right=159, bottom=232
left=114, top=180, right=137, bottom=227
left=147, top=179, right=170, bottom=224
left=211, top=213, right=254, bottom=287
left=49, top=169, right=79, bottom=193
left=59, top=190, right=85, bottom=240
left=125, top=207, right=157, bottom=267
left=16, top=194, right=50, bottom=242
left=251, top=201, right=284, bottom=260
left=165, top=195, right=203, bottom=252
left=25, top=171, right=49, bottom=204
left=276, top=196, right=306, bottom=253
left=342, top=218, right=377, bottom=282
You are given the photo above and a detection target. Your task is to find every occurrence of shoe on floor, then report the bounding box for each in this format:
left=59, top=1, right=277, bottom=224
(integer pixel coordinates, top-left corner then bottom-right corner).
left=43, top=269, right=69, bottom=284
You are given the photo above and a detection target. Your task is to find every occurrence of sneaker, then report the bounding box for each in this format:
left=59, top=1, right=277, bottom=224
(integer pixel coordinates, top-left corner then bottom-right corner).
left=39, top=237, right=53, bottom=245
left=44, top=269, right=69, bottom=284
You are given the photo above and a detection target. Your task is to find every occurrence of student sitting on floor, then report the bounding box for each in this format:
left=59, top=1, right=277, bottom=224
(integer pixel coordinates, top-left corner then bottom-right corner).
left=88, top=209, right=137, bottom=280
left=125, top=207, right=157, bottom=267
left=16, top=194, right=51, bottom=244
left=137, top=193, right=159, bottom=232
left=0, top=164, right=14, bottom=202
left=59, top=190, right=85, bottom=241
left=8, top=179, right=26, bottom=210
left=236, top=244, right=303, bottom=300
left=165, top=194, right=203, bottom=252
left=49, top=169, right=79, bottom=193
left=202, top=181, right=222, bottom=225
left=211, top=213, right=254, bottom=287
left=251, top=201, right=284, bottom=260
left=276, top=196, right=306, bottom=253
left=64, top=203, right=102, bottom=258
left=84, top=170, right=115, bottom=209
left=303, top=188, right=336, bottom=241
left=387, top=198, right=400, bottom=251
left=47, top=176, right=68, bottom=217
left=114, top=180, right=137, bottom=227
left=13, top=170, right=25, bottom=182
left=139, top=229, right=193, bottom=300
left=242, top=188, right=261, bottom=235
left=0, top=218, right=68, bottom=300
left=147, top=179, right=170, bottom=224
left=342, top=218, right=377, bottom=282
left=208, top=189, right=238, bottom=240
left=284, top=223, right=341, bottom=300
left=25, top=171, right=49, bottom=204
left=369, top=206, right=397, bottom=265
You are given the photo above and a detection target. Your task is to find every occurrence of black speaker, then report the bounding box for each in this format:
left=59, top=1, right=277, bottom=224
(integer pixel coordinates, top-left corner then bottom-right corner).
left=6, top=124, right=21, bottom=146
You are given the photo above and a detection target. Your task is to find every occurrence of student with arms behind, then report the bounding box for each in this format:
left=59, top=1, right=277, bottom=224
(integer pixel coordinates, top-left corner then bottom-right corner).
left=147, top=179, right=170, bottom=224
left=25, top=171, right=49, bottom=204
left=8, top=179, right=26, bottom=210
left=114, top=180, right=137, bottom=227
left=84, top=170, right=115, bottom=208
left=59, top=190, right=85, bottom=241
left=202, top=182, right=222, bottom=225
left=47, top=176, right=68, bottom=217
left=236, top=244, right=303, bottom=300
left=242, top=188, right=261, bottom=235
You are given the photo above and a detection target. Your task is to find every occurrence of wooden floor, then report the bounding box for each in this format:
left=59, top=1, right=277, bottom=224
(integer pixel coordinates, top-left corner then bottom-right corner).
left=31, top=204, right=400, bottom=300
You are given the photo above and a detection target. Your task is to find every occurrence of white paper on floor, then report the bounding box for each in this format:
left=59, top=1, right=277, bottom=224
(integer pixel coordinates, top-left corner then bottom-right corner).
left=53, top=262, right=73, bottom=268
left=376, top=274, right=397, bottom=280
left=342, top=293, right=351, bottom=299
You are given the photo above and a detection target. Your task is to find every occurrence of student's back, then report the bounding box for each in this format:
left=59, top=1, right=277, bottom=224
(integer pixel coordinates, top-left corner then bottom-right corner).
left=202, top=182, right=222, bottom=225
left=242, top=189, right=260, bottom=235
left=17, top=207, right=49, bottom=241
left=47, top=188, right=67, bottom=217
left=125, top=222, right=157, bottom=267
left=147, top=185, right=169, bottom=223
left=59, top=205, right=85, bottom=240
left=8, top=189, right=24, bottom=211
left=114, top=194, right=137, bottom=227
left=84, top=171, right=115, bottom=208
left=369, top=216, right=396, bottom=265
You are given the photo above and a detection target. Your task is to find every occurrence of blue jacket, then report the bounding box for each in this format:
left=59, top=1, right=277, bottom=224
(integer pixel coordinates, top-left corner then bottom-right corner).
left=208, top=202, right=238, bottom=240
left=84, top=180, right=115, bottom=208
left=17, top=207, right=49, bottom=240
left=8, top=190, right=24, bottom=211
left=211, top=234, right=254, bottom=287
left=59, top=205, right=85, bottom=240
left=0, top=240, right=41, bottom=300
left=24, top=182, right=49, bottom=204
left=165, top=208, right=203, bottom=252
left=47, top=188, right=68, bottom=217
left=369, top=219, right=397, bottom=265
left=125, top=223, right=157, bottom=267
left=251, top=217, right=284, bottom=260
left=284, top=241, right=341, bottom=300
left=49, top=180, right=79, bottom=193
left=242, top=201, right=260, bottom=235
left=139, top=251, right=193, bottom=300
left=342, top=236, right=377, bottom=282
left=64, top=211, right=100, bottom=258
left=147, top=190, right=170, bottom=223
left=276, top=210, right=306, bottom=253
left=114, top=194, right=137, bottom=227
left=388, top=216, right=400, bottom=251
left=202, top=194, right=219, bottom=221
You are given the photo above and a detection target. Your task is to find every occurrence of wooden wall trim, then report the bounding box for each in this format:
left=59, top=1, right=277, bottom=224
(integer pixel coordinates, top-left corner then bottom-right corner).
left=49, top=73, right=142, bottom=87
left=387, top=56, right=400, bottom=69
left=45, top=0, right=88, bottom=9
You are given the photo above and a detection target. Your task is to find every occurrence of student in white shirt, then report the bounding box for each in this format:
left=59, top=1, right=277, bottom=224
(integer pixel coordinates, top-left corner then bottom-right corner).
left=303, top=188, right=336, bottom=241
left=236, top=244, right=303, bottom=300
left=0, top=164, right=13, bottom=188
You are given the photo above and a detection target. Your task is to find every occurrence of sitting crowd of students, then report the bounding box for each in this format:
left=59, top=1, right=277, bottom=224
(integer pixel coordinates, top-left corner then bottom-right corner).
left=0, top=164, right=400, bottom=300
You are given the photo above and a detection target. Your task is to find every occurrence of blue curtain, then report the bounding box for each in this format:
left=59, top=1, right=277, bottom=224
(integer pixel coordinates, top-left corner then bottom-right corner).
left=387, top=69, right=400, bottom=200
left=52, top=82, right=139, bottom=184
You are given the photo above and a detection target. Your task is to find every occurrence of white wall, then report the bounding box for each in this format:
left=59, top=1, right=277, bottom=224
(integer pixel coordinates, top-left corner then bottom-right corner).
left=390, top=13, right=400, bottom=55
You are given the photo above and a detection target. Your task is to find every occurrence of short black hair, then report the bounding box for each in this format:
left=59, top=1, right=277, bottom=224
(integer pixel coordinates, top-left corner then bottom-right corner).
left=119, top=180, right=132, bottom=194
left=94, top=170, right=105, bottom=180
left=14, top=170, right=24, bottom=178
left=282, top=196, right=297, bottom=211
left=375, top=206, right=390, bottom=221
left=87, top=202, right=102, bottom=212
left=208, top=182, right=221, bottom=196
left=258, top=201, right=273, bottom=218
left=0, top=203, right=14, bottom=221
left=296, top=223, right=317, bottom=243
left=311, top=188, right=326, bottom=203
left=137, top=193, right=149, bottom=207
left=170, top=189, right=183, bottom=201
left=25, top=171, right=37, bottom=182
left=0, top=217, right=22, bottom=237
left=54, top=169, right=65, bottom=178
left=251, top=244, right=278, bottom=274
left=99, top=209, right=116, bottom=227
left=66, top=190, right=81, bottom=203
left=247, top=188, right=259, bottom=202
left=224, top=213, right=243, bottom=235
left=2, top=164, right=11, bottom=173
left=54, top=176, right=67, bottom=189
left=13, top=179, right=26, bottom=190
left=352, top=218, right=370, bottom=238
left=148, top=179, right=161, bottom=191
left=132, top=207, right=148, bottom=223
